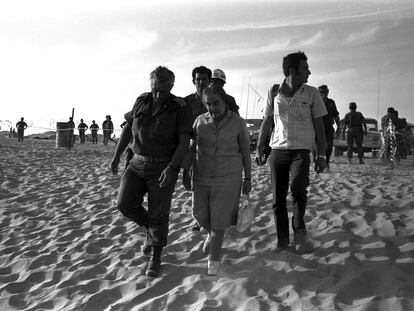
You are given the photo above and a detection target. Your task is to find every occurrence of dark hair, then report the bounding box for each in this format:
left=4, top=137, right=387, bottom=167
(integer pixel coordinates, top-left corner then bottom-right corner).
left=192, top=66, right=212, bottom=82
left=282, top=51, right=307, bottom=77
left=202, top=83, right=228, bottom=106
left=150, top=66, right=175, bottom=83
left=387, top=107, right=395, bottom=114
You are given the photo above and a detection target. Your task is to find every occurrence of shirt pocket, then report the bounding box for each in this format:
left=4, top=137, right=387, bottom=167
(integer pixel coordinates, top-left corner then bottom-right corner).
left=153, top=112, right=176, bottom=140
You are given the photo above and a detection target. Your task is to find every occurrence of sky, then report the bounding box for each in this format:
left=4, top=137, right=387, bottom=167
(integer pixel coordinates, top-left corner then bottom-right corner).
left=1, top=0, right=414, bottom=134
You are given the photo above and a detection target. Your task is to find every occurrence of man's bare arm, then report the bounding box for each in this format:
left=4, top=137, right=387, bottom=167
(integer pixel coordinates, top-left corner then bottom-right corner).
left=110, top=124, right=132, bottom=174
left=257, top=115, right=273, bottom=151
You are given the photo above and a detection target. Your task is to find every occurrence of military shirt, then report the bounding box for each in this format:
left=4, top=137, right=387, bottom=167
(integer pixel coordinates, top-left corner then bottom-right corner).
left=185, top=93, right=208, bottom=123
left=323, top=97, right=339, bottom=126
left=125, top=92, right=193, bottom=158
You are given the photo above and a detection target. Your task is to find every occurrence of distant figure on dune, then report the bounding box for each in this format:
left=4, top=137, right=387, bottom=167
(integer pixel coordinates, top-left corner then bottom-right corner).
left=67, top=117, right=75, bottom=148
left=110, top=66, right=193, bottom=278
left=318, top=85, right=341, bottom=170
left=210, top=69, right=240, bottom=115
left=77, top=118, right=88, bottom=144
left=90, top=120, right=99, bottom=144
left=255, top=51, right=327, bottom=252
left=182, top=84, right=252, bottom=276
left=183, top=65, right=212, bottom=232
left=16, top=117, right=28, bottom=143
left=343, top=102, right=367, bottom=164
left=102, top=115, right=114, bottom=145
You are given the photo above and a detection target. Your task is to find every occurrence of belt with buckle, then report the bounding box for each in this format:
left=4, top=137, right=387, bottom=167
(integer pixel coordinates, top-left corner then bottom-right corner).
left=134, top=154, right=171, bottom=163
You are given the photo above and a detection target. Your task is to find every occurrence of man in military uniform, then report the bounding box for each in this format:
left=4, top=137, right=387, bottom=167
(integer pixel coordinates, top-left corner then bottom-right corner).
left=343, top=102, right=367, bottom=164
left=318, top=85, right=341, bottom=170
left=102, top=115, right=114, bottom=145
left=210, top=69, right=240, bottom=115
left=90, top=120, right=99, bottom=144
left=110, top=66, right=193, bottom=278
left=16, top=117, right=28, bottom=143
left=77, top=118, right=88, bottom=144
left=67, top=117, right=75, bottom=148
left=183, top=66, right=211, bottom=231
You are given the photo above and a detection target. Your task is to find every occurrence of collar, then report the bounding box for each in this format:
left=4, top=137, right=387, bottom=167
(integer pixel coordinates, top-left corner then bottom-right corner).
left=280, top=79, right=305, bottom=96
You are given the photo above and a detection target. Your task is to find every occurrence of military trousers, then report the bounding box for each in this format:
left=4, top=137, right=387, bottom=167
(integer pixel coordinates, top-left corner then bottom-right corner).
left=117, top=161, right=177, bottom=247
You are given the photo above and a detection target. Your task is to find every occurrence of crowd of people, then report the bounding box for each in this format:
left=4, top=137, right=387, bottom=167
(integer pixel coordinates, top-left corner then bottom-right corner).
left=9, top=51, right=412, bottom=279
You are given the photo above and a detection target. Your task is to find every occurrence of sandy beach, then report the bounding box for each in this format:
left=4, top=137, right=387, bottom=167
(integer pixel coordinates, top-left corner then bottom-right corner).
left=0, top=136, right=413, bottom=311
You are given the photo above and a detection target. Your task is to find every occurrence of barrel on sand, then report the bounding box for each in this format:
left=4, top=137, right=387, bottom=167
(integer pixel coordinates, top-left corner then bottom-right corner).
left=56, top=122, right=74, bottom=148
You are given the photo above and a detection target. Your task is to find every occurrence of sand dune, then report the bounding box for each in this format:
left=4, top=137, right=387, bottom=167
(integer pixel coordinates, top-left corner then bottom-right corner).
left=1, top=137, right=413, bottom=311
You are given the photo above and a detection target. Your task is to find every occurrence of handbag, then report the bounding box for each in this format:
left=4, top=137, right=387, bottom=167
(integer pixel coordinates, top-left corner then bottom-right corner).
left=236, top=194, right=254, bottom=232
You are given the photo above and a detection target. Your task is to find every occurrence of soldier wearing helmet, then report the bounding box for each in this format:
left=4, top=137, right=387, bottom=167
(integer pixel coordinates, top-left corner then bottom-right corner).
left=210, top=69, right=240, bottom=115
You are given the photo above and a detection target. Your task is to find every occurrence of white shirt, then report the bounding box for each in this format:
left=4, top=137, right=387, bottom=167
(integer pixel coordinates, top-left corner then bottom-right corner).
left=264, top=83, right=327, bottom=150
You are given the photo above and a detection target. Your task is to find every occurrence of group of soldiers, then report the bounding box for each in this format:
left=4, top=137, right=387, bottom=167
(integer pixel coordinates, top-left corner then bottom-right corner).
left=71, top=115, right=114, bottom=145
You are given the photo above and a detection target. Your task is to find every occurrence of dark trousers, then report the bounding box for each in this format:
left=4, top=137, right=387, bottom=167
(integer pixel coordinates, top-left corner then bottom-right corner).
left=17, top=130, right=24, bottom=142
left=79, top=130, right=86, bottom=144
left=325, top=128, right=334, bottom=163
left=269, top=149, right=310, bottom=242
left=91, top=132, right=98, bottom=144
left=347, top=129, right=364, bottom=159
left=117, top=162, right=177, bottom=247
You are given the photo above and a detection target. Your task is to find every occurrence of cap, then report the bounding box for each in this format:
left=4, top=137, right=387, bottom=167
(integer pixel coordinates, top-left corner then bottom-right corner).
left=212, top=69, right=226, bottom=83
left=318, top=85, right=329, bottom=92
left=349, top=102, right=357, bottom=109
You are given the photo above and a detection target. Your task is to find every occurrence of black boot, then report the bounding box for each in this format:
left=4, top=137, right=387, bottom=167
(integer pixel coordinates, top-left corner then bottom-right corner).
left=146, top=246, right=162, bottom=277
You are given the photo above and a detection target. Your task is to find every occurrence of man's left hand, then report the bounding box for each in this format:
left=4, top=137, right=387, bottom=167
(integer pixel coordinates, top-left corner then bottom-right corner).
left=159, top=165, right=178, bottom=188
left=242, top=179, right=252, bottom=195
left=315, top=157, right=326, bottom=174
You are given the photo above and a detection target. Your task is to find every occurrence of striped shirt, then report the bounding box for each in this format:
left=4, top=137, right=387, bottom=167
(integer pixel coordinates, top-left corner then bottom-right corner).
left=264, top=83, right=327, bottom=150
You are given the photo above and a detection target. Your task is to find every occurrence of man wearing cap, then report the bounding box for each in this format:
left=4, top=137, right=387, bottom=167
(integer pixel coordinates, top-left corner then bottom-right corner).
left=110, top=66, right=193, bottom=278
left=255, top=51, right=327, bottom=252
left=318, top=85, right=341, bottom=170
left=183, top=66, right=212, bottom=231
left=210, top=69, right=240, bottom=115
left=102, top=115, right=114, bottom=145
left=90, top=120, right=99, bottom=144
left=343, top=102, right=367, bottom=164
left=77, top=119, right=88, bottom=144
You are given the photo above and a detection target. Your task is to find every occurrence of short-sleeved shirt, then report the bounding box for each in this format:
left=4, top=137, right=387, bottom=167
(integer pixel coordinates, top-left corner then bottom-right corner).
left=323, top=97, right=339, bottom=127
left=102, top=121, right=114, bottom=132
left=16, top=121, right=27, bottom=130
left=344, top=111, right=365, bottom=131
left=78, top=122, right=88, bottom=131
left=193, top=110, right=250, bottom=178
left=125, top=92, right=193, bottom=158
left=90, top=124, right=99, bottom=132
left=185, top=93, right=208, bottom=123
left=264, top=82, right=327, bottom=150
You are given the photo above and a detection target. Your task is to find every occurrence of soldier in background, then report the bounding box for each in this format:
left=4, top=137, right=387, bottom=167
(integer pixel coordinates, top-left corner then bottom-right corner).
left=343, top=102, right=367, bottom=164
left=16, top=117, right=28, bottom=143
left=90, top=120, right=99, bottom=144
left=318, top=85, right=341, bottom=170
left=78, top=119, right=88, bottom=144
left=102, top=115, right=114, bottom=145
left=210, top=69, right=240, bottom=115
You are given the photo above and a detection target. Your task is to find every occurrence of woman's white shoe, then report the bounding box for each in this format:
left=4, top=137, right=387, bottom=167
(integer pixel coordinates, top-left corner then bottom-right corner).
left=207, top=260, right=220, bottom=275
